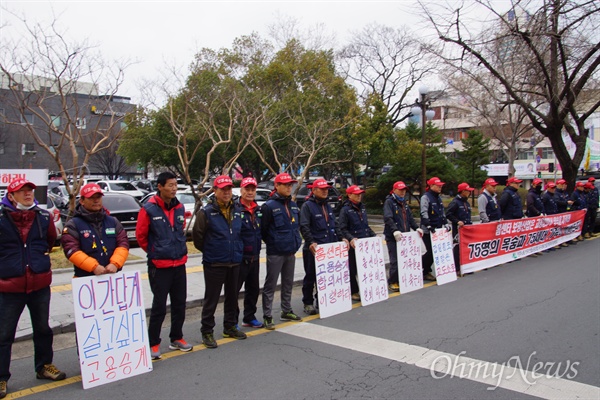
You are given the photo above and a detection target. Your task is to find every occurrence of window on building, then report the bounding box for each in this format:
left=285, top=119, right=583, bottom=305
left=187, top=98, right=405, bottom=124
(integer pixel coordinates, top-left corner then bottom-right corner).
left=76, top=117, right=86, bottom=129
left=541, top=148, right=555, bottom=159
left=51, top=115, right=61, bottom=127
left=120, top=121, right=128, bottom=131
left=21, top=113, right=34, bottom=125
left=0, top=142, right=4, bottom=155
left=522, top=150, right=534, bottom=160
left=21, top=143, right=34, bottom=155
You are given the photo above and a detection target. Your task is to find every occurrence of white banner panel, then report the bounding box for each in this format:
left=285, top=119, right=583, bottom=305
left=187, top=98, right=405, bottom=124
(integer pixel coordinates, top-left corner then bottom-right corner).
left=354, top=237, right=389, bottom=306
left=72, top=271, right=152, bottom=389
left=315, top=241, right=352, bottom=318
left=397, top=231, right=424, bottom=294
left=431, top=229, right=458, bottom=286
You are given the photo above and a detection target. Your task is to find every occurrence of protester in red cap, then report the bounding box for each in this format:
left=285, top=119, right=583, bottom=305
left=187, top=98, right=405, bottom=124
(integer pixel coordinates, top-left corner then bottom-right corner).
left=339, top=185, right=377, bottom=299
left=194, top=174, right=247, bottom=348
left=0, top=178, right=66, bottom=396
left=446, top=183, right=474, bottom=237
left=499, top=177, right=524, bottom=220
left=555, top=179, right=573, bottom=213
left=541, top=182, right=559, bottom=216
left=382, top=181, right=422, bottom=291
left=300, top=178, right=348, bottom=313
left=259, top=173, right=302, bottom=328
left=233, top=176, right=264, bottom=328
left=526, top=178, right=545, bottom=217
left=137, top=171, right=192, bottom=358
left=570, top=181, right=588, bottom=241
left=477, top=178, right=501, bottom=223
left=61, top=183, right=129, bottom=277
left=420, top=177, right=450, bottom=281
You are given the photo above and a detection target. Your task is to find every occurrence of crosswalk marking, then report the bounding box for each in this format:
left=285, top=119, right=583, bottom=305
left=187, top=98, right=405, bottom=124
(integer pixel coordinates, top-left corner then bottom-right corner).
left=278, top=323, right=600, bottom=399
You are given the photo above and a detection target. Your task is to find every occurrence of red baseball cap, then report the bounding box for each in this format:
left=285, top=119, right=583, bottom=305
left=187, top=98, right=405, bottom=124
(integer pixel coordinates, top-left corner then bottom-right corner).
left=546, top=182, right=557, bottom=189
left=393, top=181, right=408, bottom=190
left=532, top=178, right=543, bottom=186
left=274, top=173, right=297, bottom=184
left=507, top=177, right=523, bottom=184
left=240, top=177, right=257, bottom=187
left=7, top=178, right=36, bottom=193
left=556, top=179, right=567, bottom=185
left=213, top=175, right=233, bottom=188
left=427, top=177, right=445, bottom=186
left=311, top=178, right=331, bottom=189
left=576, top=181, right=585, bottom=187
left=584, top=182, right=594, bottom=189
left=589, top=177, right=596, bottom=182
left=80, top=183, right=104, bottom=198
left=483, top=178, right=498, bottom=187
left=457, top=183, right=474, bottom=192
left=346, top=185, right=365, bottom=195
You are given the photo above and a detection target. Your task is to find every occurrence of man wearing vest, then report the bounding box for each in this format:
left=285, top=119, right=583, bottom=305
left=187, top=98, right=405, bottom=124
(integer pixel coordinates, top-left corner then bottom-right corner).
left=339, top=185, right=377, bottom=300
left=300, top=178, right=348, bottom=314
left=526, top=178, right=546, bottom=217
left=570, top=181, right=588, bottom=241
left=136, top=171, right=191, bottom=359
left=542, top=182, right=559, bottom=216
left=383, top=181, right=422, bottom=292
left=585, top=177, right=599, bottom=238
left=554, top=179, right=573, bottom=214
left=234, top=177, right=264, bottom=328
left=420, top=177, right=450, bottom=281
left=446, top=183, right=474, bottom=271
left=0, top=178, right=65, bottom=399
left=260, top=173, right=303, bottom=329
left=61, top=183, right=129, bottom=277
left=477, top=178, right=501, bottom=223
left=499, top=177, right=525, bottom=220
left=193, top=175, right=246, bottom=348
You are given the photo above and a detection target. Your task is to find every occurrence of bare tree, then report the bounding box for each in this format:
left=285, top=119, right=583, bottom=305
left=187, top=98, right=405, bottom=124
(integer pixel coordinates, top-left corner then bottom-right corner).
left=88, top=141, right=129, bottom=180
left=338, top=23, right=438, bottom=127
left=0, top=12, right=132, bottom=211
left=420, top=0, right=600, bottom=186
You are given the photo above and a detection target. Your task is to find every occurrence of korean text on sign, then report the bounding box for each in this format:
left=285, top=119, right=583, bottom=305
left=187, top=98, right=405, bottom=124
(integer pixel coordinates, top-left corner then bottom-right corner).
left=72, top=271, right=152, bottom=389
left=355, top=237, right=389, bottom=306
left=397, top=231, right=424, bottom=294
left=315, top=241, right=352, bottom=318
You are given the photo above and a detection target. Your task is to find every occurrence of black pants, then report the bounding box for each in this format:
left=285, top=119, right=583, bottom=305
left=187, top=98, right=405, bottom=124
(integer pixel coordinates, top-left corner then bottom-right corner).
left=147, top=264, right=187, bottom=347
left=422, top=233, right=434, bottom=275
left=302, top=248, right=318, bottom=306
left=236, top=258, right=260, bottom=324
left=348, top=247, right=360, bottom=294
left=585, top=208, right=597, bottom=234
left=201, top=263, right=240, bottom=334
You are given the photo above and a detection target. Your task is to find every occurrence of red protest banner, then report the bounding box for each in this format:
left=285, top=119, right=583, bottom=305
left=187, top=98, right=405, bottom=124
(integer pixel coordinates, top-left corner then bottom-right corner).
left=458, top=210, right=586, bottom=274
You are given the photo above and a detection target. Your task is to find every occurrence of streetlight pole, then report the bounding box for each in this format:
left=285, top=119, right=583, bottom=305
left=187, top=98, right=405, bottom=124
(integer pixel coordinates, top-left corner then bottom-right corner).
left=411, top=86, right=436, bottom=195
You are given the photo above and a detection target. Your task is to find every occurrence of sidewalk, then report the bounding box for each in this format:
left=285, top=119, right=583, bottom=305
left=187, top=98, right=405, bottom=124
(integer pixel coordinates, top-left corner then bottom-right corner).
left=16, top=217, right=388, bottom=341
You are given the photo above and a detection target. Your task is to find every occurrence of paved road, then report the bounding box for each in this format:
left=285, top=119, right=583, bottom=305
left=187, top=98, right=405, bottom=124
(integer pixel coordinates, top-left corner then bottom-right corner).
left=6, top=232, right=599, bottom=399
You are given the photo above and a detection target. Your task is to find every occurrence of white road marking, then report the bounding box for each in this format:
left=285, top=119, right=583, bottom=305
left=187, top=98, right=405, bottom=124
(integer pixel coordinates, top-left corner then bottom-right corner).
left=279, top=323, right=599, bottom=399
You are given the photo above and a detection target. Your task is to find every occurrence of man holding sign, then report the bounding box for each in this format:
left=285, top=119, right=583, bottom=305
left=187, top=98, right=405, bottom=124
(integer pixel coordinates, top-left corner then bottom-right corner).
left=383, top=181, right=422, bottom=292
left=338, top=185, right=376, bottom=301
left=300, top=178, right=347, bottom=315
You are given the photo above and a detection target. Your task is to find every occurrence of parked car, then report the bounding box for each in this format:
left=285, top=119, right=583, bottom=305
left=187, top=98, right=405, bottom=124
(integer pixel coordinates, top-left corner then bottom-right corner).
left=101, top=193, right=142, bottom=243
left=131, top=179, right=157, bottom=195
left=96, top=180, right=145, bottom=200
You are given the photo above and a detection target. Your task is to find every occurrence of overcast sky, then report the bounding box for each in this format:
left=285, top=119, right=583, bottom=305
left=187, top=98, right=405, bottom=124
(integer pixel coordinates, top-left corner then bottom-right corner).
left=1, top=1, right=503, bottom=104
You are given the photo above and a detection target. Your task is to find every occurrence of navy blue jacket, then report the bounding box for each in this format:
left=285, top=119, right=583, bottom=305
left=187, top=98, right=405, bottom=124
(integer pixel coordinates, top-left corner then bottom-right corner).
left=587, top=186, right=599, bottom=209
left=383, top=194, right=418, bottom=241
left=143, top=199, right=187, bottom=263
left=526, top=187, right=545, bottom=217
left=420, top=191, right=447, bottom=230
left=71, top=215, right=118, bottom=277
left=555, top=189, right=570, bottom=213
left=261, top=193, right=302, bottom=255
left=542, top=191, right=559, bottom=215
left=199, top=200, right=243, bottom=264
left=446, top=195, right=472, bottom=237
left=339, top=200, right=376, bottom=242
left=236, top=200, right=262, bottom=261
left=499, top=186, right=524, bottom=220
left=300, top=196, right=341, bottom=248
left=480, top=191, right=501, bottom=222
left=571, top=189, right=587, bottom=210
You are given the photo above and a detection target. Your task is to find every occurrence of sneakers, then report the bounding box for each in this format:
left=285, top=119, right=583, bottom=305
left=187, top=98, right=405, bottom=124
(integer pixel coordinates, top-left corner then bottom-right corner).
left=280, top=311, right=302, bottom=321
left=150, top=344, right=161, bottom=360
left=424, top=273, right=436, bottom=281
left=0, top=380, right=6, bottom=399
left=388, top=283, right=400, bottom=292
left=351, top=293, right=361, bottom=301
left=242, top=319, right=264, bottom=328
left=303, top=304, right=318, bottom=315
left=223, top=326, right=247, bottom=340
left=202, top=332, right=218, bottom=349
left=264, top=317, right=275, bottom=330
left=169, top=338, right=193, bottom=352
left=36, top=364, right=66, bottom=381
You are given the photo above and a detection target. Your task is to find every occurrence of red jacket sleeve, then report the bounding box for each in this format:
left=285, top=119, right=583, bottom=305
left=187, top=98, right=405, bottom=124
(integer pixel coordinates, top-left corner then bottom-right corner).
left=136, top=207, right=150, bottom=252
